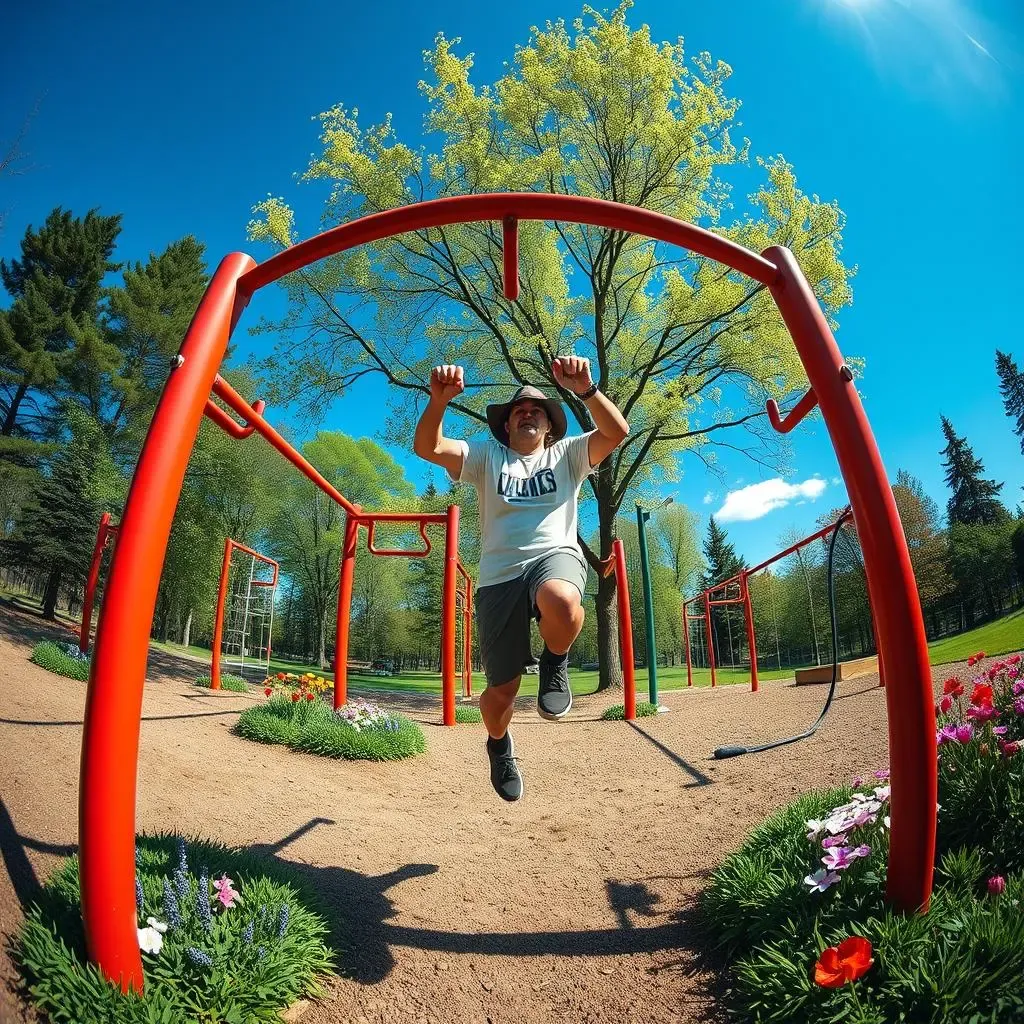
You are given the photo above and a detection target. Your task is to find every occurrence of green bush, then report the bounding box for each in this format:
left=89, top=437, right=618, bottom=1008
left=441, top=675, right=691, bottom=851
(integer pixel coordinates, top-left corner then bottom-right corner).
left=454, top=704, right=483, bottom=724
left=699, top=654, right=1024, bottom=1023
left=235, top=696, right=425, bottom=761
left=30, top=640, right=91, bottom=682
left=600, top=701, right=659, bottom=721
left=13, top=833, right=333, bottom=1024
left=193, top=673, right=249, bottom=692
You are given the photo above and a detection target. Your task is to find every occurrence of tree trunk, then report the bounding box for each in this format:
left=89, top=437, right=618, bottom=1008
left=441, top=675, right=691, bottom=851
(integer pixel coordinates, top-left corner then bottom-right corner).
left=1, top=380, right=29, bottom=436
left=182, top=608, right=193, bottom=648
left=42, top=565, right=61, bottom=620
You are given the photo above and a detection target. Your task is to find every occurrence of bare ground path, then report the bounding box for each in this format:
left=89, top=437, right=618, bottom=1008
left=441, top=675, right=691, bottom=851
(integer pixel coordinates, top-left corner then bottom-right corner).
left=0, top=602, right=967, bottom=1024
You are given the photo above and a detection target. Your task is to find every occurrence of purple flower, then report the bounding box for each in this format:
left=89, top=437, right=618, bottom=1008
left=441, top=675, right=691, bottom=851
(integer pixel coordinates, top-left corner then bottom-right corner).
left=851, top=844, right=872, bottom=859
left=1012, top=680, right=1024, bottom=696
left=822, top=835, right=848, bottom=849
left=1014, top=697, right=1024, bottom=715
left=277, top=902, right=290, bottom=937
left=196, top=870, right=212, bottom=932
left=823, top=847, right=856, bottom=871
left=937, top=724, right=959, bottom=745
left=993, top=726, right=1008, bottom=736
left=851, top=808, right=878, bottom=828
left=955, top=724, right=974, bottom=743
left=967, top=704, right=999, bottom=723
left=135, top=875, right=144, bottom=912
left=162, top=879, right=182, bottom=930
left=186, top=946, right=213, bottom=968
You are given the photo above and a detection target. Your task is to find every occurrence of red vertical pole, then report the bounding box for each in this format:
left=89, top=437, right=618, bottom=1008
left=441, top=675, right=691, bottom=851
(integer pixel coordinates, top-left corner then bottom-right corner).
left=766, top=244, right=935, bottom=913
left=462, top=579, right=473, bottom=698
left=334, top=514, right=358, bottom=711
left=210, top=538, right=233, bottom=691
left=613, top=538, right=636, bottom=721
left=742, top=572, right=759, bottom=693
left=80, top=513, right=112, bottom=654
left=441, top=505, right=459, bottom=726
left=682, top=601, right=693, bottom=687
left=78, top=252, right=255, bottom=992
left=704, top=592, right=717, bottom=688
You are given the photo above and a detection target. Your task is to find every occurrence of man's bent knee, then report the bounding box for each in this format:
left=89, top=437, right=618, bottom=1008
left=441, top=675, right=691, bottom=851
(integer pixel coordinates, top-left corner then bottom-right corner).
left=536, top=579, right=584, bottom=628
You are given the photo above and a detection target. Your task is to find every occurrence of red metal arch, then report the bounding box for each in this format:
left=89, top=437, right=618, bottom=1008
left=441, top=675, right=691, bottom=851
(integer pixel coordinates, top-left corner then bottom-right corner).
left=78, top=193, right=935, bottom=992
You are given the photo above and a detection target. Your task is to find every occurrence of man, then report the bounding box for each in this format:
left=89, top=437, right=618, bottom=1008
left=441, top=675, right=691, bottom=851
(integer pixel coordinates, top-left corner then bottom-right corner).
left=413, top=357, right=629, bottom=802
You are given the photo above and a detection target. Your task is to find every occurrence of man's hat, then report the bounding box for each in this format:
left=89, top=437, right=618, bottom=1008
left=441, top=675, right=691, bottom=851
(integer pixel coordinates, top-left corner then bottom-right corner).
left=486, top=385, right=567, bottom=446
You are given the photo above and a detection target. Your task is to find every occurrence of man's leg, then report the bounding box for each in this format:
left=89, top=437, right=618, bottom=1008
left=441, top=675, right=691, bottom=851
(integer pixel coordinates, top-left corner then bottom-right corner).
left=480, top=675, right=521, bottom=740
left=531, top=557, right=587, bottom=721
left=535, top=579, right=585, bottom=655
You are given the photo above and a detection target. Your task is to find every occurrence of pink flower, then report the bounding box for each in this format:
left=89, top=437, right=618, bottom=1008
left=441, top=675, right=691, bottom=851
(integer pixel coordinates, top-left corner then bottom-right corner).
left=1000, top=741, right=1020, bottom=757
left=955, top=724, right=975, bottom=743
left=937, top=724, right=959, bottom=745
left=851, top=776, right=863, bottom=788
left=987, top=875, right=1006, bottom=896
left=1014, top=697, right=1024, bottom=715
left=823, top=846, right=858, bottom=871
left=967, top=704, right=999, bottom=723
left=873, top=769, right=890, bottom=781
left=1012, top=681, right=1024, bottom=696
left=212, top=874, right=241, bottom=910
left=822, top=835, right=848, bottom=849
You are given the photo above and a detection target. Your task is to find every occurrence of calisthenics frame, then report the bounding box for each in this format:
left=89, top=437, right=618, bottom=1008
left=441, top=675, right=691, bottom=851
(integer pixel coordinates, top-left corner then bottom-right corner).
left=78, top=193, right=936, bottom=992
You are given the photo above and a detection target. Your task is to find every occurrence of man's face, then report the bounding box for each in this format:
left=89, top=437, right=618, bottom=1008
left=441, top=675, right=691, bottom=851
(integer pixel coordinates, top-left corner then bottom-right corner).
left=507, top=399, right=550, bottom=448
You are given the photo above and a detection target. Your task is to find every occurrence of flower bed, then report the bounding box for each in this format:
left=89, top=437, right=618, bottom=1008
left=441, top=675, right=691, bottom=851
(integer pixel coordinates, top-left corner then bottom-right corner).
left=30, top=640, right=91, bottom=682
left=699, top=653, right=1024, bottom=1022
left=193, top=673, right=249, bottom=692
left=600, top=701, right=659, bottom=721
left=235, top=694, right=425, bottom=761
left=13, top=833, right=333, bottom=1023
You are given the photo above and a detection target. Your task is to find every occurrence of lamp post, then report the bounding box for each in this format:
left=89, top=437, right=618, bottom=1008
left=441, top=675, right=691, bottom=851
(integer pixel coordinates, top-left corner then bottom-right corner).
left=636, top=496, right=672, bottom=706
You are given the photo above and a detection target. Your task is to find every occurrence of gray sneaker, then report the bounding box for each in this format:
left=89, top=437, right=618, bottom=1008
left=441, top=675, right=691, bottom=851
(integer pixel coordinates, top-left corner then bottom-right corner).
left=537, top=648, right=572, bottom=720
left=486, top=730, right=523, bottom=802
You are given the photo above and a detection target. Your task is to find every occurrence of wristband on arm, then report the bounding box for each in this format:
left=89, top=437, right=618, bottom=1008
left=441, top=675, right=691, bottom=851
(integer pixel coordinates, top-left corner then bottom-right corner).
left=577, top=382, right=599, bottom=401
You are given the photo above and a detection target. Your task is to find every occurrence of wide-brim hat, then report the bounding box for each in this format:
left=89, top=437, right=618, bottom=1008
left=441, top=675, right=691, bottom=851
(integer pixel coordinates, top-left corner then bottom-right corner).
left=486, top=385, right=567, bottom=445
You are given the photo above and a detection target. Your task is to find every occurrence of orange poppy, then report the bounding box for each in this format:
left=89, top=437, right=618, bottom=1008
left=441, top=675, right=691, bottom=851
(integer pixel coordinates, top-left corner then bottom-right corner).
left=814, top=936, right=873, bottom=988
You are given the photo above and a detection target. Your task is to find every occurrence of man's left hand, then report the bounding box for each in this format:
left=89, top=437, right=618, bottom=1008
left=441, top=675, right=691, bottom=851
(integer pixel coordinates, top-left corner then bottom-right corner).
left=552, top=356, right=594, bottom=395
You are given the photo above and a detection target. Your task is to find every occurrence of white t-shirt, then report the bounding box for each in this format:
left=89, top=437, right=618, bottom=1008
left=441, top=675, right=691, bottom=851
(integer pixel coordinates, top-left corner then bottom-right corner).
left=452, top=433, right=596, bottom=587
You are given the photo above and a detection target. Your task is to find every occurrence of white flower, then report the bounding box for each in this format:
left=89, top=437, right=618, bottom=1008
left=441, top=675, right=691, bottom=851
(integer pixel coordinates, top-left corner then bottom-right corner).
left=883, top=815, right=891, bottom=829
left=873, top=786, right=891, bottom=802
left=805, top=818, right=827, bottom=839
left=137, top=917, right=168, bottom=955
left=804, top=868, right=841, bottom=893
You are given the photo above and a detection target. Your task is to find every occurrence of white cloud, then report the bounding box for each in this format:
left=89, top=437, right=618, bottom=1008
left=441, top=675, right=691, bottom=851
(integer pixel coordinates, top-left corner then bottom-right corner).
left=831, top=477, right=842, bottom=486
left=716, top=478, right=828, bottom=523
left=702, top=491, right=714, bottom=505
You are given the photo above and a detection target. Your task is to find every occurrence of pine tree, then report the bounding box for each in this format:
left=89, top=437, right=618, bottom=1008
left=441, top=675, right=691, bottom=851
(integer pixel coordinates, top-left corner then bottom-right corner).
left=0, top=207, right=121, bottom=437
left=996, top=350, right=1024, bottom=458
left=939, top=416, right=1007, bottom=527
left=701, top=517, right=744, bottom=588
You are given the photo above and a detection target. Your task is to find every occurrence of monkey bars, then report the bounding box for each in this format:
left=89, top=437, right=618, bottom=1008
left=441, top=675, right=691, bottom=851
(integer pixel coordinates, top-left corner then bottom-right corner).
left=78, top=192, right=935, bottom=993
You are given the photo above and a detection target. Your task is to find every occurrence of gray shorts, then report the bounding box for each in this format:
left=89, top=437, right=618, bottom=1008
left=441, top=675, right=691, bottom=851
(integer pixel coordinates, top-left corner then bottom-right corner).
left=475, top=551, right=588, bottom=688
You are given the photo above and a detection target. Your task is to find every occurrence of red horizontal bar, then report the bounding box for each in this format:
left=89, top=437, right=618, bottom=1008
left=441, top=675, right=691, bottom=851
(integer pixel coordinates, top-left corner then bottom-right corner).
left=204, top=395, right=266, bottom=438
left=743, top=508, right=852, bottom=578
left=354, top=512, right=447, bottom=524
left=240, top=194, right=778, bottom=296
left=226, top=538, right=279, bottom=588
left=365, top=519, right=433, bottom=557
left=209, top=376, right=359, bottom=516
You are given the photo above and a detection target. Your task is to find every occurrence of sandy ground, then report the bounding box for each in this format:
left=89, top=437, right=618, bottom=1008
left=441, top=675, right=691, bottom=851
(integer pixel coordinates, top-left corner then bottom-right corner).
left=0, top=601, right=989, bottom=1024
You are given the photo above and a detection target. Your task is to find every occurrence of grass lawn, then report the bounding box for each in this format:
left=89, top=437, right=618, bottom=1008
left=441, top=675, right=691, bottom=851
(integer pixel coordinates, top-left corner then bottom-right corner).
left=927, top=605, right=1024, bottom=666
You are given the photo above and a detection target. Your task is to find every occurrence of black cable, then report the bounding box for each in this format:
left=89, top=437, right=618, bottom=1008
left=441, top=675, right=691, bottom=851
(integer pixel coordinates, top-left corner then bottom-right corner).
left=712, top=512, right=850, bottom=759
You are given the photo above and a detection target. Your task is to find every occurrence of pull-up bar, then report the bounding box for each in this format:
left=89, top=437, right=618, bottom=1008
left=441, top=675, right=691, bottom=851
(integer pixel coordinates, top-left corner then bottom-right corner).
left=79, top=512, right=119, bottom=654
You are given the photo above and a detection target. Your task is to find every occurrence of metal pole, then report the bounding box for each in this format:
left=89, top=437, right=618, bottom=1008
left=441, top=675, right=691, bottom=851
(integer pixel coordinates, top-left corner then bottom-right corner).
left=703, top=591, right=717, bottom=688
left=80, top=513, right=113, bottom=654
left=210, top=538, right=233, bottom=691
left=334, top=514, right=358, bottom=710
left=742, top=572, right=759, bottom=692
left=611, top=538, right=637, bottom=720
left=441, top=505, right=459, bottom=726
left=635, top=503, right=659, bottom=706
left=682, top=600, right=693, bottom=687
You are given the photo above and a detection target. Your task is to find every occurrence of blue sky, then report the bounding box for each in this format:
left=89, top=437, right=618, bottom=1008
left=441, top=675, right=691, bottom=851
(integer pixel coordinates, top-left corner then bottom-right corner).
left=3, top=0, right=1022, bottom=567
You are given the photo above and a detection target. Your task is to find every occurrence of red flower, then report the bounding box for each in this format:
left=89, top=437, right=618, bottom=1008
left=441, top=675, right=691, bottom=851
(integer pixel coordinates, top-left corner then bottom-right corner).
left=814, top=936, right=873, bottom=988
left=305, top=693, right=316, bottom=701
left=1001, top=741, right=1020, bottom=757
left=939, top=695, right=953, bottom=714
left=277, top=672, right=286, bottom=680
left=264, top=687, right=272, bottom=696
left=988, top=875, right=1006, bottom=895
left=942, top=678, right=964, bottom=697
left=970, top=682, right=994, bottom=708
left=291, top=692, right=300, bottom=702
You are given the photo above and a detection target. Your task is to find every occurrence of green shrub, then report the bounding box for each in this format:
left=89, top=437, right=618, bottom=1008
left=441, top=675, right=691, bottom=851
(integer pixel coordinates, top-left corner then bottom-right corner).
left=13, top=833, right=333, bottom=1024
left=193, top=673, right=249, bottom=692
left=600, top=701, right=659, bottom=721
left=30, top=640, right=91, bottom=682
left=454, top=704, right=483, bottom=724
left=235, top=696, right=425, bottom=761
left=698, top=654, right=1024, bottom=1023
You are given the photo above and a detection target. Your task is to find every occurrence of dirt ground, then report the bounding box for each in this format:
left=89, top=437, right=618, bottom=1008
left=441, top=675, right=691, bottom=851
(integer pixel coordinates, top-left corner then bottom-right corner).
left=0, top=601, right=988, bottom=1024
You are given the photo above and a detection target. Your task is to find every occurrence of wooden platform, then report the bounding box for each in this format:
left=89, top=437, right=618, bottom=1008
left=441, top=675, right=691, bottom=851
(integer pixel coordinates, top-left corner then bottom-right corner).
left=794, top=655, right=878, bottom=685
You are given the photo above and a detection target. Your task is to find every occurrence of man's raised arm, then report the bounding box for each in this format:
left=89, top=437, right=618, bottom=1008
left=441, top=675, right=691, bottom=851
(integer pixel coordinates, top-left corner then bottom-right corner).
left=413, top=365, right=467, bottom=480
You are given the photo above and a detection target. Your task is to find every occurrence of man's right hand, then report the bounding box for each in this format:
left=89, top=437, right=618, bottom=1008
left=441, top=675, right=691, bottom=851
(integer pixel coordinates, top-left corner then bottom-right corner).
left=430, top=365, right=465, bottom=405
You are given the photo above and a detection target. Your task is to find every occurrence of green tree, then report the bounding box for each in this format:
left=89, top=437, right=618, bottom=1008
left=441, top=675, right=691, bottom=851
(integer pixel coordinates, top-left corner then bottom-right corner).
left=892, top=469, right=952, bottom=608
left=947, top=520, right=1019, bottom=627
left=701, top=516, right=746, bottom=666
left=996, top=350, right=1024, bottom=459
left=3, top=406, right=111, bottom=618
left=247, top=3, right=853, bottom=689
left=939, top=416, right=1007, bottom=527
left=0, top=207, right=121, bottom=438
left=701, top=516, right=743, bottom=588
